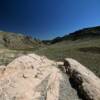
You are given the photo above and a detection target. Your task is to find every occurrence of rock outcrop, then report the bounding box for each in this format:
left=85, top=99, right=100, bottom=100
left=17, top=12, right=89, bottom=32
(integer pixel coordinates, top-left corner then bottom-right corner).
left=0, top=54, right=99, bottom=100
left=64, top=58, right=100, bottom=100
left=0, top=54, right=80, bottom=100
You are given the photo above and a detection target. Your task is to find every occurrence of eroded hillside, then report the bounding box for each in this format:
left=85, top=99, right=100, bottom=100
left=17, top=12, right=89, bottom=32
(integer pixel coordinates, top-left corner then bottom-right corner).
left=0, top=31, right=43, bottom=50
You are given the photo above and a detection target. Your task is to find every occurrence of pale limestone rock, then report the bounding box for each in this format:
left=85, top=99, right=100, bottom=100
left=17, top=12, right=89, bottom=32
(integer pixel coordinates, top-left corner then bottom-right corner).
left=0, top=54, right=80, bottom=100
left=64, top=58, right=100, bottom=100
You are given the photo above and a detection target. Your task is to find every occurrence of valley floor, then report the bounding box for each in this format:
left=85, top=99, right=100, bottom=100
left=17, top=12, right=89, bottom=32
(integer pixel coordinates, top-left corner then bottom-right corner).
left=0, top=38, right=100, bottom=78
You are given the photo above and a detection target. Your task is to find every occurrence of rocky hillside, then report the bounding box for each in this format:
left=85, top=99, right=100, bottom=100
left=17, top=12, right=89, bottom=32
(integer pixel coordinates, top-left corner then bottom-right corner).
left=48, top=26, right=100, bottom=44
left=0, top=31, right=43, bottom=49
left=0, top=53, right=99, bottom=100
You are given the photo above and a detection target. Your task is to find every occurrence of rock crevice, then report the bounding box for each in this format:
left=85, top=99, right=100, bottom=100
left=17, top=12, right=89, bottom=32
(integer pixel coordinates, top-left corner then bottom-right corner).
left=0, top=54, right=99, bottom=100
left=64, top=58, right=100, bottom=100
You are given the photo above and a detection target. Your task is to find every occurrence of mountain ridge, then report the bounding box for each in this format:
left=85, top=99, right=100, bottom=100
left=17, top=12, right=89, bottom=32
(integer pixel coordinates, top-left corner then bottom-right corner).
left=0, top=31, right=43, bottom=50
left=46, top=26, right=100, bottom=44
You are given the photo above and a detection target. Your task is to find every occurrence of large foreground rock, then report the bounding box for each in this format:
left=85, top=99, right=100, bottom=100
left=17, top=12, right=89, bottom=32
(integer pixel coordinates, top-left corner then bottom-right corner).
left=64, top=58, right=100, bottom=100
left=0, top=54, right=80, bottom=100
left=0, top=53, right=100, bottom=100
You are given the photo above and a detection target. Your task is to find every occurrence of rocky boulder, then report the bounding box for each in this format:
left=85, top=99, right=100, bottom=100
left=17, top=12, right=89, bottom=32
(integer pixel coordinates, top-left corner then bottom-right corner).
left=0, top=54, right=99, bottom=100
left=64, top=58, right=100, bottom=100
left=0, top=54, right=80, bottom=100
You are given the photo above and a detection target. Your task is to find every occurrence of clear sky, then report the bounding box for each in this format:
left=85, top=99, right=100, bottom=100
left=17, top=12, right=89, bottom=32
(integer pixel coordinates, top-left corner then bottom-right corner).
left=0, top=0, right=100, bottom=40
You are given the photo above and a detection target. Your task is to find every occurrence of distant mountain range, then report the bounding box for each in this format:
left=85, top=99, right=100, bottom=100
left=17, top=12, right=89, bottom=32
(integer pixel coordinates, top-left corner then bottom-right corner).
left=0, top=32, right=43, bottom=50
left=1, top=26, right=100, bottom=49
left=44, top=26, right=100, bottom=44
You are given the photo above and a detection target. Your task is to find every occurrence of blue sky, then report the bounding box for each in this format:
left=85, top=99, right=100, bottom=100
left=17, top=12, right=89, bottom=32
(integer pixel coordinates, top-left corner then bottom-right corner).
left=0, top=0, right=100, bottom=40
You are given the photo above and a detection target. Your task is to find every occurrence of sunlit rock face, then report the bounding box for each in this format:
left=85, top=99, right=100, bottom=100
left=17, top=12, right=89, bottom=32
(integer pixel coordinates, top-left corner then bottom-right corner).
left=0, top=53, right=100, bottom=100
left=64, top=58, right=100, bottom=100
left=0, top=54, right=80, bottom=100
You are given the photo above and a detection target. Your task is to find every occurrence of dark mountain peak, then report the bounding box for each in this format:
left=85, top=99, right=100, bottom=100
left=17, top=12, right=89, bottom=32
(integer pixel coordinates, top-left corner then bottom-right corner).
left=50, top=26, right=100, bottom=44
left=70, top=26, right=100, bottom=36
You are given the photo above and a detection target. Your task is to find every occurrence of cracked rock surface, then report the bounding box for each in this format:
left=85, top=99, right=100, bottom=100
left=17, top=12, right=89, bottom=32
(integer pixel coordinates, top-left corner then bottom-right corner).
left=64, top=58, right=100, bottom=100
left=0, top=54, right=81, bottom=100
